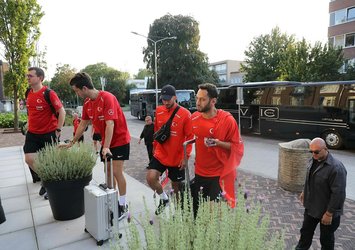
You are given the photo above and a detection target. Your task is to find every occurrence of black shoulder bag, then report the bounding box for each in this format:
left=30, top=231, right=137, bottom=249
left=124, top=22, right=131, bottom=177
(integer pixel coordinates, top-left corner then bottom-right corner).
left=154, top=106, right=180, bottom=144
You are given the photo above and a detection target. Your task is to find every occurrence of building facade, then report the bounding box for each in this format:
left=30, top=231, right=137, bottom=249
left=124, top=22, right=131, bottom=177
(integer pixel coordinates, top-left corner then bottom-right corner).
left=328, top=0, right=355, bottom=70
left=209, top=60, right=245, bottom=85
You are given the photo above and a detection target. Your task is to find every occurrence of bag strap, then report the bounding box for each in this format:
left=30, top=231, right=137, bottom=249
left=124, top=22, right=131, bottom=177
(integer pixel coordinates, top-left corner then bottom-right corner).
left=166, top=106, right=180, bottom=124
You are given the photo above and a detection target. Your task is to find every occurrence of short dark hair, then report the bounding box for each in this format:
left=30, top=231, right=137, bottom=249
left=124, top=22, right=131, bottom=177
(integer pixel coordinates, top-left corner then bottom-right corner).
left=69, top=72, right=94, bottom=90
left=28, top=67, right=45, bottom=81
left=198, top=83, right=218, bottom=99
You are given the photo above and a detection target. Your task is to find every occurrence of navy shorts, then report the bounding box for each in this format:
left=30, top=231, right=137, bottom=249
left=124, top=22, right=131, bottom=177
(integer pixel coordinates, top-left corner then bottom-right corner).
left=100, top=143, right=130, bottom=161
left=147, top=157, right=185, bottom=182
left=23, top=131, right=57, bottom=153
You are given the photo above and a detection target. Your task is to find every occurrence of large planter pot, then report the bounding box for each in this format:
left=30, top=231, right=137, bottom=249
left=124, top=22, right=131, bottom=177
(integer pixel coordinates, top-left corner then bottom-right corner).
left=43, top=174, right=92, bottom=221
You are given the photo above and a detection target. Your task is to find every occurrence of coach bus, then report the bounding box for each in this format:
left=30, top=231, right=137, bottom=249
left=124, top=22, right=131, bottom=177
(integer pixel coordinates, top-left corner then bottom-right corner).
left=216, top=81, right=355, bottom=149
left=130, top=89, right=196, bottom=120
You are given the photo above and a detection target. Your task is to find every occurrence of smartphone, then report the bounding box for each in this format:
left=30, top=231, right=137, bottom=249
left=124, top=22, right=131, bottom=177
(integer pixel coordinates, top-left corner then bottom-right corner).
left=204, top=137, right=216, bottom=147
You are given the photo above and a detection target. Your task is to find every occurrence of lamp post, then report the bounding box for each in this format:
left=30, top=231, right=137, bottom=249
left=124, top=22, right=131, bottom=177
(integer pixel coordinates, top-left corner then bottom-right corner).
left=131, top=31, right=177, bottom=108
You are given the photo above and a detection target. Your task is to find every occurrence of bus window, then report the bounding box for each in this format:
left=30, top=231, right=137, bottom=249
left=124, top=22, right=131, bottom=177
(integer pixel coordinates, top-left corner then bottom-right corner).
left=244, top=88, right=264, bottom=105
left=321, top=96, right=336, bottom=106
left=320, top=84, right=339, bottom=93
left=349, top=99, right=355, bottom=124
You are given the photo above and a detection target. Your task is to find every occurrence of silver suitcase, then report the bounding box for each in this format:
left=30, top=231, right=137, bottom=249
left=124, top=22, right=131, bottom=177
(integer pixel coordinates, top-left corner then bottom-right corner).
left=84, top=155, right=121, bottom=246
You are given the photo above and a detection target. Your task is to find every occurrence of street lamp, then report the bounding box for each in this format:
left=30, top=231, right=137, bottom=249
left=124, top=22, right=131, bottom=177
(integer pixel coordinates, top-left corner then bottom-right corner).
left=131, top=31, right=177, bottom=108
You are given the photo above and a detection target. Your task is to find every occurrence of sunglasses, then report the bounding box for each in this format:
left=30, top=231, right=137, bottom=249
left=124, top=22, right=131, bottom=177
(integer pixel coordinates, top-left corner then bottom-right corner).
left=309, top=149, right=323, bottom=154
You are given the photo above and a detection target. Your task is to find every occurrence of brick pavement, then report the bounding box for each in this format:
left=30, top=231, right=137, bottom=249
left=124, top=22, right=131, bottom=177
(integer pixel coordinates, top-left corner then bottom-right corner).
left=1, top=126, right=354, bottom=249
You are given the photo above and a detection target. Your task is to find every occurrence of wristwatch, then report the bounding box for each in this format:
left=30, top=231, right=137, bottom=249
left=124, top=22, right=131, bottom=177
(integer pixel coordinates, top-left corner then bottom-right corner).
left=56, top=128, right=62, bottom=132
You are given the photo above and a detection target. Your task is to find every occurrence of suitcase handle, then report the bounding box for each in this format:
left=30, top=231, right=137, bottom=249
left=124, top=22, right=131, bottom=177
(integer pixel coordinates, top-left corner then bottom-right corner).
left=104, top=153, right=114, bottom=189
left=183, top=138, right=196, bottom=190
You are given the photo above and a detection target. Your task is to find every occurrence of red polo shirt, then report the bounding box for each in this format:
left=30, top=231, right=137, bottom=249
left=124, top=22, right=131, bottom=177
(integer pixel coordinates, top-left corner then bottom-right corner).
left=82, top=91, right=130, bottom=148
left=26, top=86, right=63, bottom=134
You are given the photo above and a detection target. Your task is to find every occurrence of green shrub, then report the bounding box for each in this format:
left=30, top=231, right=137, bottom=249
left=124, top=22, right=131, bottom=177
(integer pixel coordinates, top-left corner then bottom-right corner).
left=35, top=143, right=96, bottom=182
left=0, top=112, right=27, bottom=128
left=116, top=190, right=285, bottom=250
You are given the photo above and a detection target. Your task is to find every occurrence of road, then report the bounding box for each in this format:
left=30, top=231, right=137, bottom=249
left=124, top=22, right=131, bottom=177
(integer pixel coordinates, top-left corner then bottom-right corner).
left=124, top=111, right=355, bottom=200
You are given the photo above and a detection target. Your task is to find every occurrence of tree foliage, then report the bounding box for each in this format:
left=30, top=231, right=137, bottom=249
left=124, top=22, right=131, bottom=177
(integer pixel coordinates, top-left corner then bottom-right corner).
left=134, top=68, right=152, bottom=79
left=241, top=27, right=345, bottom=83
left=81, top=62, right=129, bottom=103
left=50, top=64, right=77, bottom=107
left=143, top=14, right=218, bottom=90
left=0, top=0, right=44, bottom=130
left=241, top=27, right=294, bottom=82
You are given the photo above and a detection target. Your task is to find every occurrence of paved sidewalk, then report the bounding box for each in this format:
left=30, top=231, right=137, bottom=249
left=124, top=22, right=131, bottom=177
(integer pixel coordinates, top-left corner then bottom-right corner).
left=0, top=127, right=354, bottom=249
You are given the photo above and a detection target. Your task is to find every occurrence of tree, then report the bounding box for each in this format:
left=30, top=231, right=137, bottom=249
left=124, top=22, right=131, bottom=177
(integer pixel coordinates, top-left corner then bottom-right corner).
left=81, top=63, right=129, bottom=103
left=134, top=68, right=152, bottom=79
left=241, top=27, right=345, bottom=83
left=50, top=64, right=77, bottom=107
left=143, top=14, right=218, bottom=90
left=241, top=27, right=295, bottom=82
left=278, top=40, right=343, bottom=81
left=0, top=0, right=44, bottom=130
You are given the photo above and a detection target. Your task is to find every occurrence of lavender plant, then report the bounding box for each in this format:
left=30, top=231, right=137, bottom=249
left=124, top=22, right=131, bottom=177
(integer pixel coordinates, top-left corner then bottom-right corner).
left=35, top=143, right=96, bottom=182
left=115, top=186, right=284, bottom=250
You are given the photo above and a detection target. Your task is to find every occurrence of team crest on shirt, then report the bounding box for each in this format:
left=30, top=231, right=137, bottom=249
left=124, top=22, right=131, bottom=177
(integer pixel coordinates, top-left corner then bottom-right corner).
left=108, top=109, right=114, bottom=116
left=209, top=128, right=214, bottom=135
left=37, top=99, right=43, bottom=103
left=97, top=107, right=102, bottom=112
left=172, top=121, right=177, bottom=127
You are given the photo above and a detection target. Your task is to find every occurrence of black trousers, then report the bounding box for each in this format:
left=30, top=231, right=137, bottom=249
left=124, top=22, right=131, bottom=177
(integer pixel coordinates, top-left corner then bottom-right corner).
left=296, top=211, right=341, bottom=250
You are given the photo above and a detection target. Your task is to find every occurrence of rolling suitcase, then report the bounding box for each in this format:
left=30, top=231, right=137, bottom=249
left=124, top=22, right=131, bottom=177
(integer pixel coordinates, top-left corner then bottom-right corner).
left=84, top=154, right=121, bottom=246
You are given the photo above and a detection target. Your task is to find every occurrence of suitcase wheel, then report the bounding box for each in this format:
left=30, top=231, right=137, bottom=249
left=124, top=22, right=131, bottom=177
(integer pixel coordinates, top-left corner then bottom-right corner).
left=84, top=228, right=88, bottom=233
left=97, top=240, right=104, bottom=246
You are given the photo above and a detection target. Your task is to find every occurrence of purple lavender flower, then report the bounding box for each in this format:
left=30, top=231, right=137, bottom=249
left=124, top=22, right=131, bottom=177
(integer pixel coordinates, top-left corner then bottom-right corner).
left=127, top=212, right=131, bottom=223
left=244, top=189, right=249, bottom=200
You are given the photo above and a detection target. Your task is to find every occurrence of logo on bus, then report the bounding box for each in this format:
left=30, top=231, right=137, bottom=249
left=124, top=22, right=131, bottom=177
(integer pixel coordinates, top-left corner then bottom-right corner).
left=260, top=107, right=279, bottom=119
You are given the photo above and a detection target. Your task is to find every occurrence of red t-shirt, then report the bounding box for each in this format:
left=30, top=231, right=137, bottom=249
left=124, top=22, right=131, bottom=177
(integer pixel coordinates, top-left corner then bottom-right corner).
left=153, top=104, right=193, bottom=167
left=191, top=112, right=223, bottom=176
left=82, top=91, right=130, bottom=148
left=26, top=86, right=63, bottom=134
left=73, top=117, right=80, bottom=134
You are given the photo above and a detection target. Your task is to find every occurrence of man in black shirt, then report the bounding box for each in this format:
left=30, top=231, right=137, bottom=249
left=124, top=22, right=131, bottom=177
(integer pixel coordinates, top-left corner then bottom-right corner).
left=296, top=137, right=347, bottom=250
left=138, top=116, right=154, bottom=166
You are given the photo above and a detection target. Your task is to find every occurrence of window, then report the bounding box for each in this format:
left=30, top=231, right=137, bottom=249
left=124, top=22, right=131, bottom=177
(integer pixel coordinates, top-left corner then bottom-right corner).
left=321, top=96, right=336, bottom=106
left=273, top=86, right=286, bottom=94
left=345, top=33, right=355, bottom=47
left=218, top=74, right=227, bottom=83
left=320, top=85, right=339, bottom=94
left=334, top=35, right=344, bottom=48
left=348, top=7, right=355, bottom=21
left=330, top=9, right=347, bottom=26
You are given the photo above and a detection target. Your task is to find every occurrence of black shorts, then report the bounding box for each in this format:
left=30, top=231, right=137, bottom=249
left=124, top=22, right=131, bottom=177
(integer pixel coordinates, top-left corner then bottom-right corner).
left=147, top=157, right=185, bottom=182
left=23, top=131, right=57, bottom=153
left=93, top=133, right=101, bottom=141
left=100, top=143, right=130, bottom=161
left=192, top=174, right=222, bottom=201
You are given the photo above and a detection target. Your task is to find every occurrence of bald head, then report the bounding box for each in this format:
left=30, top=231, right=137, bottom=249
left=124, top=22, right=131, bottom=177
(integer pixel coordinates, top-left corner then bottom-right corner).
left=310, top=137, right=328, bottom=161
left=310, top=137, right=327, bottom=148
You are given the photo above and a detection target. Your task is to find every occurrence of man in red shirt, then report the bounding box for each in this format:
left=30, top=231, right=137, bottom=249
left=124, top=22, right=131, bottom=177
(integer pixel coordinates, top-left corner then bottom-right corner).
left=191, top=83, right=244, bottom=216
left=24, top=67, right=66, bottom=199
left=72, top=112, right=84, bottom=142
left=146, top=84, right=193, bottom=215
left=68, top=72, right=131, bottom=220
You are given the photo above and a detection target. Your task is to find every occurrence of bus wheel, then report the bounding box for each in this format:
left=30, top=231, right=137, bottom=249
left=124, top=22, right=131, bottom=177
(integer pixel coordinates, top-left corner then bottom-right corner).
left=322, top=131, right=343, bottom=149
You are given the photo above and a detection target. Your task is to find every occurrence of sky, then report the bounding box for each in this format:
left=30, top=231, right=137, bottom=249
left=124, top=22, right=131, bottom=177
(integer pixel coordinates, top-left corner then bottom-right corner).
left=35, top=0, right=330, bottom=80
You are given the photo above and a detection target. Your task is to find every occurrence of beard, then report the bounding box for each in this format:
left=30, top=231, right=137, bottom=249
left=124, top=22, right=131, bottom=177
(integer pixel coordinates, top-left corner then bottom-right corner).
left=197, top=100, right=212, bottom=113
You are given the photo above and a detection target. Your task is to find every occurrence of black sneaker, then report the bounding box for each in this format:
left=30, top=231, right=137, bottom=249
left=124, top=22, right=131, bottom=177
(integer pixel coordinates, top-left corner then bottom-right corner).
left=43, top=192, right=49, bottom=200
left=155, top=199, right=169, bottom=215
left=118, top=204, right=128, bottom=221
left=39, top=186, right=46, bottom=196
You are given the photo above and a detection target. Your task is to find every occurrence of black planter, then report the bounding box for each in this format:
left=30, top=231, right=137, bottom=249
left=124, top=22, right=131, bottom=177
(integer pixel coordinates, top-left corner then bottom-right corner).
left=43, top=175, right=92, bottom=221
